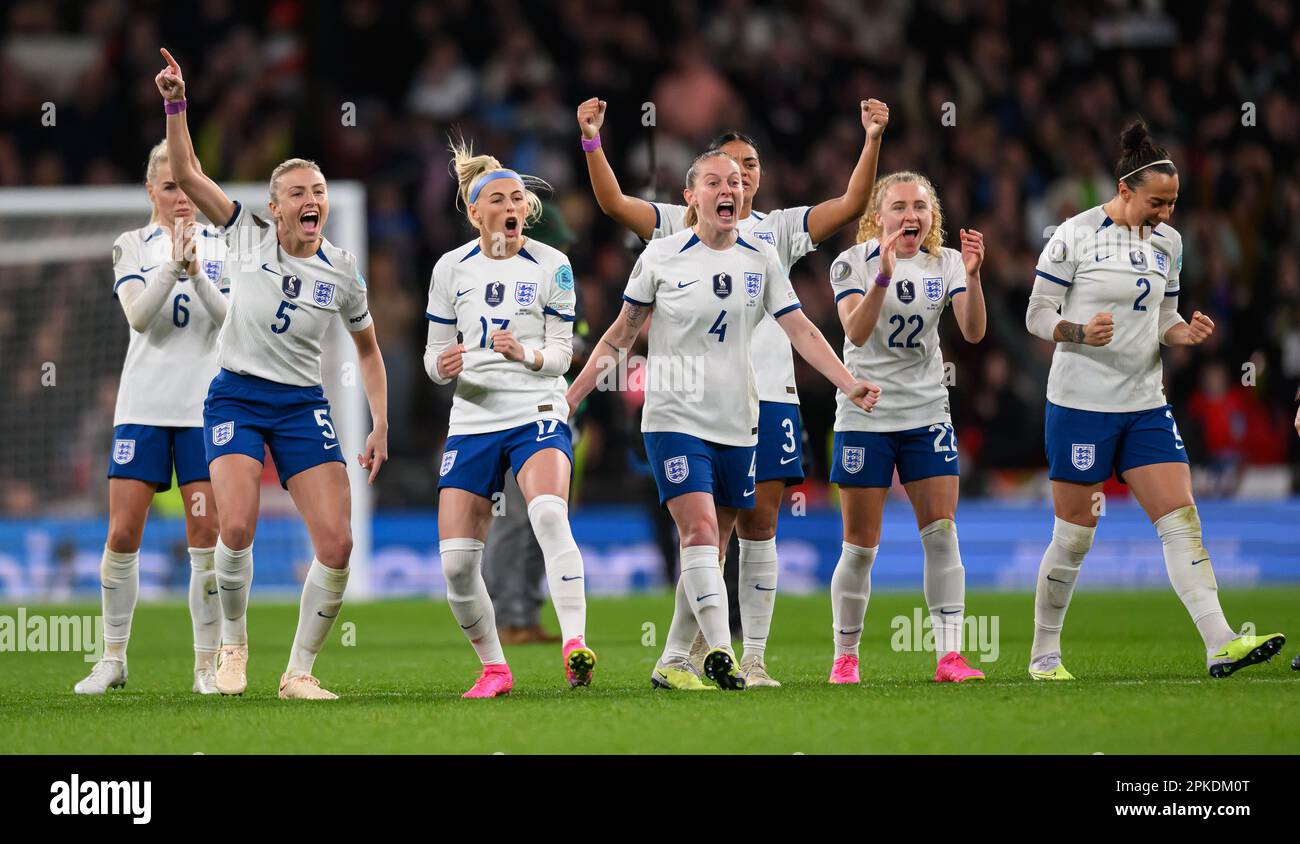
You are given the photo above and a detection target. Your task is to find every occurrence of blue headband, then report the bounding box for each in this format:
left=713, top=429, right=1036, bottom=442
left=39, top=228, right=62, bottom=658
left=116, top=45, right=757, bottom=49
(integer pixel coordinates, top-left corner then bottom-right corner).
left=468, top=169, right=522, bottom=204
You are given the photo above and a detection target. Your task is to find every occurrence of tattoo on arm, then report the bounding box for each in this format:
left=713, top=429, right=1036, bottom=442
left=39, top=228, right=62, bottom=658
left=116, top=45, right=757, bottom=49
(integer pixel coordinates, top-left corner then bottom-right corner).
left=601, top=338, right=620, bottom=353
left=624, top=303, right=648, bottom=329
left=1054, top=321, right=1085, bottom=344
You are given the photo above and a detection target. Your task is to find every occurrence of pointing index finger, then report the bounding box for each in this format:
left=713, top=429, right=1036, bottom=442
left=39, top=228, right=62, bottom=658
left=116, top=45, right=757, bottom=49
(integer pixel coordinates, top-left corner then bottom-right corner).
left=160, top=48, right=180, bottom=72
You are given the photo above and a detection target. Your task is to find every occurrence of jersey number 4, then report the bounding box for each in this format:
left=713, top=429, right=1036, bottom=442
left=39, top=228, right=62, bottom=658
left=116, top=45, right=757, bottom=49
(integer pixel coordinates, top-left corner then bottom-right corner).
left=708, top=310, right=728, bottom=342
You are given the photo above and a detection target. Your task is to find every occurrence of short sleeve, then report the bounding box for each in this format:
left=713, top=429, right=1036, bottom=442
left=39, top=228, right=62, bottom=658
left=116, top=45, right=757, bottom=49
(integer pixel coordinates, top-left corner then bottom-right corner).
left=342, top=264, right=372, bottom=332
left=763, top=250, right=801, bottom=319
left=623, top=248, right=657, bottom=306
left=111, top=234, right=142, bottom=299
left=222, top=200, right=275, bottom=257
left=1035, top=220, right=1078, bottom=289
left=944, top=248, right=967, bottom=301
left=650, top=203, right=688, bottom=239
left=545, top=262, right=577, bottom=322
left=1161, top=230, right=1182, bottom=295
left=829, top=244, right=870, bottom=304
left=771, top=206, right=815, bottom=265
left=425, top=257, right=456, bottom=326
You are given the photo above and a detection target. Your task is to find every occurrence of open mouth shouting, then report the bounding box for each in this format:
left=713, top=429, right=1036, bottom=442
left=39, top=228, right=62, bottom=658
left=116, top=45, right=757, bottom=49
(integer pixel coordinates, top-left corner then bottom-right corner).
left=717, top=199, right=736, bottom=223
left=300, top=209, right=321, bottom=237
left=504, top=214, right=520, bottom=238
left=900, top=223, right=921, bottom=249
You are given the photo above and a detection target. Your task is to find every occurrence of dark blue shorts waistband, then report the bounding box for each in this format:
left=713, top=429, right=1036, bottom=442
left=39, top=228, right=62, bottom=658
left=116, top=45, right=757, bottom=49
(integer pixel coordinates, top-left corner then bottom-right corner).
left=214, top=368, right=324, bottom=396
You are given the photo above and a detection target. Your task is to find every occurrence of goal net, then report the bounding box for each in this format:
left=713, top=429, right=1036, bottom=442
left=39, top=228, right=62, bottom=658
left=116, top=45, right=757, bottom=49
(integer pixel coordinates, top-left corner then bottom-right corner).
left=0, top=182, right=373, bottom=600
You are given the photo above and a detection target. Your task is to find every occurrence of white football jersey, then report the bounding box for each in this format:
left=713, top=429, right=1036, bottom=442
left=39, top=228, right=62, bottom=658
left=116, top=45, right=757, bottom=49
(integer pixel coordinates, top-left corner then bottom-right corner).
left=651, top=203, right=813, bottom=404
left=111, top=223, right=228, bottom=427
left=217, top=201, right=372, bottom=387
left=1035, top=206, right=1183, bottom=412
left=624, top=229, right=801, bottom=447
left=828, top=242, right=966, bottom=432
left=426, top=238, right=576, bottom=437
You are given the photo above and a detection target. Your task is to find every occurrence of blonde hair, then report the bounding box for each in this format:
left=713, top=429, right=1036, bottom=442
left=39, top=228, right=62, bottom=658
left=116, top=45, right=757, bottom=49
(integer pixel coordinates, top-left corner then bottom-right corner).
left=682, top=149, right=739, bottom=228
left=448, top=136, right=547, bottom=230
left=144, top=140, right=169, bottom=184
left=269, top=158, right=325, bottom=203
left=856, top=171, right=946, bottom=254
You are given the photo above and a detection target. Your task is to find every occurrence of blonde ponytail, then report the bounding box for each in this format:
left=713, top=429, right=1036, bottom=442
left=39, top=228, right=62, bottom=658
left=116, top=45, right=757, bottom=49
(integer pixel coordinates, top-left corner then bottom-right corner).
left=448, top=136, right=548, bottom=230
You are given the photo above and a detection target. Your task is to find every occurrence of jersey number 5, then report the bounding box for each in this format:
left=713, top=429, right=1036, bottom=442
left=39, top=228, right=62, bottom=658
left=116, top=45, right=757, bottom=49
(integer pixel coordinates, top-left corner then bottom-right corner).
left=271, top=300, right=298, bottom=334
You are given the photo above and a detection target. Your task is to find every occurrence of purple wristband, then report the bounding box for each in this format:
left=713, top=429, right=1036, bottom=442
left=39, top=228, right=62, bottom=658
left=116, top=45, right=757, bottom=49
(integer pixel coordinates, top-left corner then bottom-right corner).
left=581, top=133, right=601, bottom=153
left=873, top=271, right=891, bottom=288
left=164, top=99, right=187, bottom=115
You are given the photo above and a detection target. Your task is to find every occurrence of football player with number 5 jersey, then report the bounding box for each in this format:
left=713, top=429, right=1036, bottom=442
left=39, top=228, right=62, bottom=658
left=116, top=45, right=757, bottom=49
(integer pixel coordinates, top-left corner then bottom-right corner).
left=1025, top=119, right=1284, bottom=680
left=825, top=172, right=988, bottom=685
left=425, top=141, right=594, bottom=698
left=567, top=151, right=880, bottom=692
left=575, top=95, right=889, bottom=686
left=155, top=48, right=389, bottom=701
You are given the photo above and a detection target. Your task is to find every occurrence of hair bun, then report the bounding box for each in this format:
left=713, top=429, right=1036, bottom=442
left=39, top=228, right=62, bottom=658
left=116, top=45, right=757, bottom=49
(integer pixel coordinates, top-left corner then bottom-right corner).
left=1120, top=119, right=1152, bottom=156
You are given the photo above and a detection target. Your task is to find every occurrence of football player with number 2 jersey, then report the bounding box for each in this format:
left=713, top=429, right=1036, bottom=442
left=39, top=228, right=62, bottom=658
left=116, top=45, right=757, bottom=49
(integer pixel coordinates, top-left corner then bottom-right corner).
left=1025, top=120, right=1284, bottom=680
left=575, top=95, right=889, bottom=686
left=567, top=151, right=880, bottom=692
left=826, top=171, right=988, bottom=685
left=156, top=47, right=389, bottom=701
left=426, top=141, right=594, bottom=698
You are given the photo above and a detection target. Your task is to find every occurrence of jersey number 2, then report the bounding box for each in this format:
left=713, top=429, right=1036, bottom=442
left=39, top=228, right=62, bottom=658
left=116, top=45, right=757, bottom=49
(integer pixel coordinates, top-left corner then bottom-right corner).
left=1133, top=277, right=1151, bottom=311
left=888, top=315, right=923, bottom=348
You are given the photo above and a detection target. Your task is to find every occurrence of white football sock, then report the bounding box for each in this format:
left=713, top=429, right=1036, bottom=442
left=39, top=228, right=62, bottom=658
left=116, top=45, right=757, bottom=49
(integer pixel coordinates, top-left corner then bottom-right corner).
left=738, top=537, right=778, bottom=660
left=1030, top=517, right=1093, bottom=664
left=831, top=542, right=876, bottom=657
left=921, top=519, right=965, bottom=659
left=440, top=538, right=505, bottom=665
left=100, top=547, right=139, bottom=661
left=286, top=558, right=348, bottom=677
left=661, top=576, right=702, bottom=662
left=1155, top=505, right=1235, bottom=651
left=679, top=545, right=730, bottom=649
left=188, top=546, right=219, bottom=670
left=527, top=494, right=586, bottom=642
left=214, top=538, right=253, bottom=646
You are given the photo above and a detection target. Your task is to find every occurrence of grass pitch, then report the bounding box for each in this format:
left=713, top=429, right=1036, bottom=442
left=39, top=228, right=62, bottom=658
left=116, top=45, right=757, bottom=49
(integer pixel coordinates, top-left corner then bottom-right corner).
left=3, top=589, right=1297, bottom=754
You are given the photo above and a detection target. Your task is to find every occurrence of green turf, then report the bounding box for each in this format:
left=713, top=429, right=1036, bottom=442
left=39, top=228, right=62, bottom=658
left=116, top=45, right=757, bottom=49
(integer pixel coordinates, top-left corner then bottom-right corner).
left=2, top=589, right=1297, bottom=754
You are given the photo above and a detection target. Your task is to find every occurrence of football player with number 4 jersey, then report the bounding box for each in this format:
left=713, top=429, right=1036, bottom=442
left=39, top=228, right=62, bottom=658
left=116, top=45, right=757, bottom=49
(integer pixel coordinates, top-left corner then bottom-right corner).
left=425, top=141, right=594, bottom=699
left=567, top=151, right=880, bottom=692
left=155, top=47, right=390, bottom=701
left=575, top=95, right=889, bottom=686
left=825, top=172, right=988, bottom=685
left=75, top=141, right=230, bottom=698
left=1025, top=119, right=1284, bottom=680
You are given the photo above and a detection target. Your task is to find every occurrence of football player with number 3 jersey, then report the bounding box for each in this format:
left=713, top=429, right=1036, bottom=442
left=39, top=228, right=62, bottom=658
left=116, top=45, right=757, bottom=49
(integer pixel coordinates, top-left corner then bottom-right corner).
left=425, top=141, right=594, bottom=699
left=575, top=95, right=889, bottom=686
left=75, top=141, right=231, bottom=698
left=568, top=151, right=880, bottom=692
left=153, top=47, right=390, bottom=701
left=825, top=172, right=988, bottom=685
left=1024, top=119, right=1284, bottom=680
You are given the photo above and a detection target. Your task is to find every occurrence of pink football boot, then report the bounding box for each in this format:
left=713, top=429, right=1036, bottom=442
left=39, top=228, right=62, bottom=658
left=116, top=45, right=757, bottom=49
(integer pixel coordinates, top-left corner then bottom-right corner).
left=562, top=637, right=597, bottom=688
left=934, top=651, right=985, bottom=682
left=462, top=663, right=513, bottom=698
left=828, top=654, right=860, bottom=684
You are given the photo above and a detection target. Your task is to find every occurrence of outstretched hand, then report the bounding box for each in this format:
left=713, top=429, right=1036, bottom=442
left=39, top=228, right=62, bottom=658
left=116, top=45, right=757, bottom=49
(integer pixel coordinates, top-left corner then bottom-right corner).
left=155, top=48, right=186, bottom=102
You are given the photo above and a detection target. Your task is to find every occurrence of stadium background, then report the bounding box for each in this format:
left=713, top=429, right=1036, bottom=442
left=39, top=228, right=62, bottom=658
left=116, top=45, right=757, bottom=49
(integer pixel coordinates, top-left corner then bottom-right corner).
left=1, top=0, right=1297, bottom=599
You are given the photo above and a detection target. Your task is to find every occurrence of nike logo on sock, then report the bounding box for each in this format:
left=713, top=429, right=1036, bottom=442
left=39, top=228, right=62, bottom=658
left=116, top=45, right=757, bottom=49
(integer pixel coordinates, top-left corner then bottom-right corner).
left=839, top=627, right=862, bottom=635
left=754, top=584, right=776, bottom=591
left=560, top=575, right=583, bottom=581
left=1045, top=575, right=1070, bottom=583
left=460, top=615, right=483, bottom=630
left=940, top=608, right=961, bottom=615
left=1192, top=558, right=1209, bottom=565
left=207, top=589, right=218, bottom=596
left=101, top=584, right=118, bottom=590
left=219, top=584, right=243, bottom=591
left=316, top=610, right=337, bottom=619
left=696, top=593, right=718, bottom=602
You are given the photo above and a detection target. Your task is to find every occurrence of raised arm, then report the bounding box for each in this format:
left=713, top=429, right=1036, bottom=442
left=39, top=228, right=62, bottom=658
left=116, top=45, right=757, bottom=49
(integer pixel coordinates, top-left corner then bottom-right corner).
left=777, top=308, right=880, bottom=413
left=805, top=99, right=889, bottom=245
left=156, top=48, right=236, bottom=227
left=565, top=299, right=651, bottom=412
left=951, top=228, right=986, bottom=343
left=577, top=98, right=660, bottom=240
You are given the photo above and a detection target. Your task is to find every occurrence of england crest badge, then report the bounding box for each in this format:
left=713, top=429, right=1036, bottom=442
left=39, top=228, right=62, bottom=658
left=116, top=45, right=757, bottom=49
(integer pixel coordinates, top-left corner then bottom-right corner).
left=923, top=276, right=944, bottom=302
left=112, top=439, right=135, bottom=465
left=842, top=446, right=864, bottom=474
left=664, top=456, right=690, bottom=484
left=212, top=421, right=234, bottom=447
left=744, top=272, right=763, bottom=299
left=313, top=280, right=336, bottom=307
left=515, top=281, right=538, bottom=306
left=202, top=259, right=223, bottom=283
left=440, top=450, right=458, bottom=477
left=1071, top=443, right=1095, bottom=471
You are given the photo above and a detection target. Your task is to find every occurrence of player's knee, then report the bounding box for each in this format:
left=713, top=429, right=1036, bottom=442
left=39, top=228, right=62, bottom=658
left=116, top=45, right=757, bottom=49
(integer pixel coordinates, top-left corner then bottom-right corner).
left=219, top=519, right=255, bottom=551
left=105, top=522, right=142, bottom=554
left=187, top=524, right=219, bottom=549
left=677, top=520, right=718, bottom=548
left=736, top=510, right=776, bottom=541
left=1051, top=517, right=1095, bottom=558
left=318, top=530, right=353, bottom=566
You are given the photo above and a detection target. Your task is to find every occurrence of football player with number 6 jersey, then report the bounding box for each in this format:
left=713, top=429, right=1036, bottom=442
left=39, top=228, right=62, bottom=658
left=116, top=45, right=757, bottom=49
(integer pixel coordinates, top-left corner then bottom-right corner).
left=425, top=140, right=594, bottom=698
left=567, top=151, right=880, bottom=692
left=1024, top=119, right=1284, bottom=680
left=155, top=47, right=389, bottom=701
left=825, top=171, right=988, bottom=685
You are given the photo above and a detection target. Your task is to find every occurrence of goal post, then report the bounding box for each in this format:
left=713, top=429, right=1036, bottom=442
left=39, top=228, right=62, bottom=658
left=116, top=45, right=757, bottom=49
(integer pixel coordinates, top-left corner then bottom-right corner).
left=0, top=182, right=373, bottom=598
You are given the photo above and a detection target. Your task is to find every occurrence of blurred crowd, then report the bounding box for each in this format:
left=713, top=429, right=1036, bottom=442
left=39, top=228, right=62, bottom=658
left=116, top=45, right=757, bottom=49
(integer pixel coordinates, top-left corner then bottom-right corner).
left=1, top=0, right=1298, bottom=511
